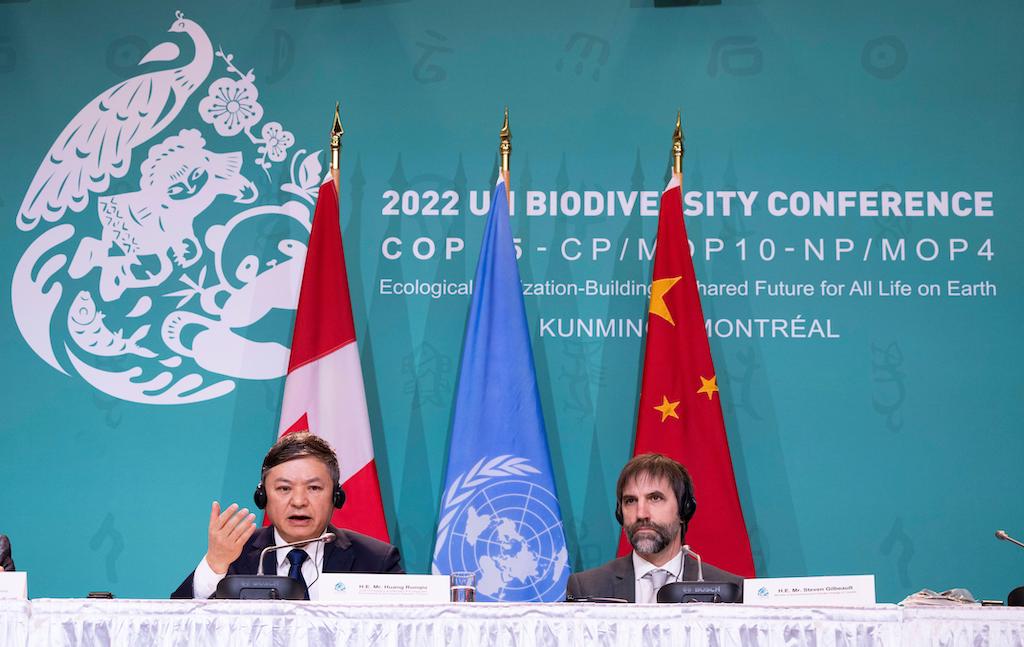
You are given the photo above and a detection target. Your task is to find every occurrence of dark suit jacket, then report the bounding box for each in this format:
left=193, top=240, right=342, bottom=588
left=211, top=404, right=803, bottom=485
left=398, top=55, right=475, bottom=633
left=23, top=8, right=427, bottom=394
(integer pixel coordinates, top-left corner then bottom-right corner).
left=0, top=535, right=13, bottom=572
left=565, top=554, right=743, bottom=602
left=171, top=525, right=403, bottom=598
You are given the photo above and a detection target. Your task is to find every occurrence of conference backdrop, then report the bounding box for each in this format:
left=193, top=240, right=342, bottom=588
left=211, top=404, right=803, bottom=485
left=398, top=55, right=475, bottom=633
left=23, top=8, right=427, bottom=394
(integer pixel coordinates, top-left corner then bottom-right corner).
left=0, top=0, right=1020, bottom=602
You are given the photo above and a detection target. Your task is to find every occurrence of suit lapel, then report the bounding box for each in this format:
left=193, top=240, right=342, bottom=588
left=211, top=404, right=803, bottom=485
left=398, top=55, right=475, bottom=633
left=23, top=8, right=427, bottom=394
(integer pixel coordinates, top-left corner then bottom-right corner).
left=681, top=554, right=700, bottom=582
left=611, top=556, right=636, bottom=603
left=323, top=526, right=354, bottom=573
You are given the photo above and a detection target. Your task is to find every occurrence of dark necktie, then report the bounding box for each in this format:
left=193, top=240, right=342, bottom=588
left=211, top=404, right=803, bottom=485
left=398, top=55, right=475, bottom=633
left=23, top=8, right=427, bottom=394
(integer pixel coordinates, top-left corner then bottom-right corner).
left=286, top=549, right=308, bottom=590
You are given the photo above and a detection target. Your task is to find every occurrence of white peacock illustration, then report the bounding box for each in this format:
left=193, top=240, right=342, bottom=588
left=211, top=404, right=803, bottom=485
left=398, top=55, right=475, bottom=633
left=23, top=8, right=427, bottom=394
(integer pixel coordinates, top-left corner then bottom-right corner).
left=12, top=11, right=324, bottom=404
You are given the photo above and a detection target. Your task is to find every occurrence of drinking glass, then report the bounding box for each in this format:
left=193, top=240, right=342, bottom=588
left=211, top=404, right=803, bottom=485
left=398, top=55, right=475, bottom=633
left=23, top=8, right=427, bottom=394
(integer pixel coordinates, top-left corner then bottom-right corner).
left=450, top=571, right=476, bottom=602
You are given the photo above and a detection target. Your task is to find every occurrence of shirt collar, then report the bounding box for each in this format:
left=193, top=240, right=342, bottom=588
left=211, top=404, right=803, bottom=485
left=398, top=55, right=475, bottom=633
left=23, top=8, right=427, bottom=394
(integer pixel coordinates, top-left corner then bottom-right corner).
left=632, top=549, right=684, bottom=582
left=271, top=529, right=327, bottom=569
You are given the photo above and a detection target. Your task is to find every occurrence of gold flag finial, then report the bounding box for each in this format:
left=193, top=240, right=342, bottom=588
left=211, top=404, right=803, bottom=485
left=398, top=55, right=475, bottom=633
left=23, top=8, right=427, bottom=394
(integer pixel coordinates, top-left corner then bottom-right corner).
left=499, top=106, right=511, bottom=175
left=330, top=102, right=344, bottom=173
left=672, top=110, right=684, bottom=176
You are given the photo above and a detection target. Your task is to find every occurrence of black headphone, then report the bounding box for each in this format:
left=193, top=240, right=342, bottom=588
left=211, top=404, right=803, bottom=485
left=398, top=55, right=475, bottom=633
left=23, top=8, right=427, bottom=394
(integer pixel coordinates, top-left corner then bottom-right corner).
left=253, top=480, right=346, bottom=510
left=614, top=480, right=697, bottom=527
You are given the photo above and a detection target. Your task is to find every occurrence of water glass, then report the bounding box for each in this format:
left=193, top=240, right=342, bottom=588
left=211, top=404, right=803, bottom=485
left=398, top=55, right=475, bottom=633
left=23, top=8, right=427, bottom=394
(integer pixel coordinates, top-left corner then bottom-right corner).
left=450, top=571, right=476, bottom=602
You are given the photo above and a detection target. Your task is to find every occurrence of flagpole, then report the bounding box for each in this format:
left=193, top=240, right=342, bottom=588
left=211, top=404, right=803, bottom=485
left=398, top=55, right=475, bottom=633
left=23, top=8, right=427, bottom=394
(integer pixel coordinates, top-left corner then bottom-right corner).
left=500, top=106, right=511, bottom=203
left=330, top=102, right=344, bottom=192
left=672, top=110, right=684, bottom=182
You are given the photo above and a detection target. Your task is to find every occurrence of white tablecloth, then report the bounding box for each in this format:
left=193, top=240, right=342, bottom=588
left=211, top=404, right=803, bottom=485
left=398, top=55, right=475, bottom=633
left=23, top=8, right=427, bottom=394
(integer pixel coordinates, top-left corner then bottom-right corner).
left=0, top=599, right=29, bottom=647
left=0, top=599, right=1020, bottom=647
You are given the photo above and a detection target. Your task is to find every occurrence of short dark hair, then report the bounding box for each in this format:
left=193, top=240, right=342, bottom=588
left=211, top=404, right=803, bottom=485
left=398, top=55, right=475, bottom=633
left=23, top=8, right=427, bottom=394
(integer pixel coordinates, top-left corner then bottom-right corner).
left=261, top=432, right=341, bottom=485
left=616, top=453, right=695, bottom=522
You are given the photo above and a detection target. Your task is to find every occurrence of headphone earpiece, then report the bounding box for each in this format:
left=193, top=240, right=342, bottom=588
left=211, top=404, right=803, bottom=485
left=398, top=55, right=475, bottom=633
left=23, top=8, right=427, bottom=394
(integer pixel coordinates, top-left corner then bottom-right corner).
left=680, top=491, right=697, bottom=523
left=253, top=483, right=267, bottom=509
left=332, top=483, right=346, bottom=509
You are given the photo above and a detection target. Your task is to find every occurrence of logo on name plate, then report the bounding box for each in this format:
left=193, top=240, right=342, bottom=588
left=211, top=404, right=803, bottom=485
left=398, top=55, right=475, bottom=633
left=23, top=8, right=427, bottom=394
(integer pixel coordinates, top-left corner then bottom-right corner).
left=433, top=456, right=569, bottom=602
left=12, top=10, right=321, bottom=404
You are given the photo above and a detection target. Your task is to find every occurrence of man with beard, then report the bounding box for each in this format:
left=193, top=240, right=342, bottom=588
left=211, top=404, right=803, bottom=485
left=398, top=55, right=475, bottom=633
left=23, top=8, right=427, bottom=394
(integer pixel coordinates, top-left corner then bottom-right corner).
left=565, top=453, right=743, bottom=603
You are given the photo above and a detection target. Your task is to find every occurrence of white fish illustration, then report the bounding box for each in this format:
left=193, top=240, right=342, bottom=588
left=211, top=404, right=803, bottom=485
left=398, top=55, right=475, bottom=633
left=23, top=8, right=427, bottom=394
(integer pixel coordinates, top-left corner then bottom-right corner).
left=67, top=291, right=157, bottom=359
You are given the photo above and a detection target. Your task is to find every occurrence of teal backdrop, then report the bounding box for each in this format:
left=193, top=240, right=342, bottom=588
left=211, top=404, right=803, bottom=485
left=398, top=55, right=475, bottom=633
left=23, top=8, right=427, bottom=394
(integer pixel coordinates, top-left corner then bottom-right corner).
left=0, top=0, right=1021, bottom=603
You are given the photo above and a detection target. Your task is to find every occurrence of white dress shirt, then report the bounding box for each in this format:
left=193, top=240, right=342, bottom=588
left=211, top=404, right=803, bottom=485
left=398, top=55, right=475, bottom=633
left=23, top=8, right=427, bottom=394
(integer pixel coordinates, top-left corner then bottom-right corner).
left=192, top=529, right=329, bottom=599
left=632, top=549, right=684, bottom=603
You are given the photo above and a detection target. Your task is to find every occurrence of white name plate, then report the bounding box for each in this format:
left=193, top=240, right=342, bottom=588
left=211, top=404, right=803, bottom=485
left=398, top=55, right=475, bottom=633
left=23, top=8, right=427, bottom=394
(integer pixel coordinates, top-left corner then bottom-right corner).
left=318, top=573, right=450, bottom=603
left=0, top=572, right=27, bottom=599
left=744, top=575, right=875, bottom=606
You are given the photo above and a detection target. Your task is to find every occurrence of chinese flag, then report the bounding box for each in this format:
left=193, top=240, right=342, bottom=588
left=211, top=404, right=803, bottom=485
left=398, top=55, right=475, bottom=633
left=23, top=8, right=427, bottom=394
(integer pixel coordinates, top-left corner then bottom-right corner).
left=277, top=178, right=390, bottom=542
left=617, top=173, right=755, bottom=577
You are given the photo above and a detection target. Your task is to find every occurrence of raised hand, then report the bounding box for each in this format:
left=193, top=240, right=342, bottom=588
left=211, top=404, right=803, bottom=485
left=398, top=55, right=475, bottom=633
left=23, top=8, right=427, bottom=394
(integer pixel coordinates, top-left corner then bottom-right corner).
left=204, top=501, right=257, bottom=574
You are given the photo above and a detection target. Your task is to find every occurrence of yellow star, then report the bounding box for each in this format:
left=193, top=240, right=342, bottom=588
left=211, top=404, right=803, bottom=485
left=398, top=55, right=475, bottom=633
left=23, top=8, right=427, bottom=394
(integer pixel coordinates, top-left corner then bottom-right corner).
left=653, top=396, right=681, bottom=422
left=649, top=276, right=682, bottom=325
left=697, top=375, right=719, bottom=400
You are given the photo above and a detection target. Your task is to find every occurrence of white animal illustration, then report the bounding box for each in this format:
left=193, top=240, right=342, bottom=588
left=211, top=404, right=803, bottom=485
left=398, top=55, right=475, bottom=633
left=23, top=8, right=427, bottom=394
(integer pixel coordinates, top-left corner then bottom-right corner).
left=68, top=291, right=156, bottom=359
left=18, top=11, right=213, bottom=231
left=67, top=129, right=258, bottom=301
left=159, top=239, right=306, bottom=379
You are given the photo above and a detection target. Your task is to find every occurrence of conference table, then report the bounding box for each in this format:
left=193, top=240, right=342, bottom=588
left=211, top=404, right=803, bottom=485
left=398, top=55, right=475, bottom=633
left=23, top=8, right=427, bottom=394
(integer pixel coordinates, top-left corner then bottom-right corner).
left=2, top=598, right=1023, bottom=646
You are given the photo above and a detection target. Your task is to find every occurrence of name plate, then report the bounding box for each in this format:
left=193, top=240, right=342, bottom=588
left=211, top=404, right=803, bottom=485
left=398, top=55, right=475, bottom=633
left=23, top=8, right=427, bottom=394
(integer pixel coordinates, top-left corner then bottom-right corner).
left=318, top=573, right=449, bottom=603
left=744, top=575, right=875, bottom=606
left=0, top=572, right=27, bottom=599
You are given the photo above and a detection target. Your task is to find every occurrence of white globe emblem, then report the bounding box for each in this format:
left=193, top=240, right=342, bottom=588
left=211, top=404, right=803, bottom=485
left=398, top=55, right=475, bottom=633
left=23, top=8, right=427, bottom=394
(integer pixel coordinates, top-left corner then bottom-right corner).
left=11, top=11, right=321, bottom=404
left=434, top=456, right=569, bottom=602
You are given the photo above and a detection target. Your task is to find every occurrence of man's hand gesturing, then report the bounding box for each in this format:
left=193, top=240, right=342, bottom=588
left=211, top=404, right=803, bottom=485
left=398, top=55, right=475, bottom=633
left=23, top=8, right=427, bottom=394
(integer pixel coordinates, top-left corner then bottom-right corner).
left=204, top=501, right=257, bottom=574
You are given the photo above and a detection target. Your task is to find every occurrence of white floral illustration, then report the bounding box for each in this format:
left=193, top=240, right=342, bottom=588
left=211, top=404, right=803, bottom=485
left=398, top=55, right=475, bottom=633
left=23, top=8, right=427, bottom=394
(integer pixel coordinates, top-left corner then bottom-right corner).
left=201, top=48, right=299, bottom=178
left=259, top=122, right=294, bottom=163
left=199, top=76, right=263, bottom=137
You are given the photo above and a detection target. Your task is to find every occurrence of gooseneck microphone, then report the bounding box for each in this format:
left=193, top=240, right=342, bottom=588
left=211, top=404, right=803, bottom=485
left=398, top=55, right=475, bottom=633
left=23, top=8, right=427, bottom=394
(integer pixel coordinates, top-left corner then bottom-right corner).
left=995, top=530, right=1024, bottom=551
left=256, top=532, right=337, bottom=576
left=215, top=532, right=337, bottom=600
left=995, top=530, right=1024, bottom=607
left=681, top=544, right=704, bottom=582
left=655, top=543, right=741, bottom=603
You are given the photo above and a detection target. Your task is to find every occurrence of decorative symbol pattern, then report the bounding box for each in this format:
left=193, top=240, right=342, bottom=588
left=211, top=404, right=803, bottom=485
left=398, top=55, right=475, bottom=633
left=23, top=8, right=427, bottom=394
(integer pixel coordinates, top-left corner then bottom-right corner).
left=708, top=36, right=763, bottom=77
left=413, top=30, right=452, bottom=84
left=556, top=33, right=610, bottom=81
left=862, top=36, right=908, bottom=80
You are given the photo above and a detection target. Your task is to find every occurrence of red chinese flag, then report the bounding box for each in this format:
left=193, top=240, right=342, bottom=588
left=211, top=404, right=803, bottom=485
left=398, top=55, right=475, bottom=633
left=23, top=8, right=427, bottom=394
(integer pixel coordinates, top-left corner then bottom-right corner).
left=277, top=178, right=390, bottom=542
left=617, top=174, right=755, bottom=577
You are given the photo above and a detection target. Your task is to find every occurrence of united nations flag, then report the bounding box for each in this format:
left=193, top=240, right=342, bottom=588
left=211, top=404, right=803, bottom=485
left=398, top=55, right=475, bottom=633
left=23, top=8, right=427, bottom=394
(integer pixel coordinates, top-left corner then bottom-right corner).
left=431, top=176, right=569, bottom=602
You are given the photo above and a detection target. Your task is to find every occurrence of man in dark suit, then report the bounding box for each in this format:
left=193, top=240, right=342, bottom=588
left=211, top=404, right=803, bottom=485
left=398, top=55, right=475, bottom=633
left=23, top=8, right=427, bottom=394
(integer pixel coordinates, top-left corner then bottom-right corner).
left=172, top=432, right=402, bottom=599
left=0, top=534, right=14, bottom=572
left=565, top=453, right=742, bottom=603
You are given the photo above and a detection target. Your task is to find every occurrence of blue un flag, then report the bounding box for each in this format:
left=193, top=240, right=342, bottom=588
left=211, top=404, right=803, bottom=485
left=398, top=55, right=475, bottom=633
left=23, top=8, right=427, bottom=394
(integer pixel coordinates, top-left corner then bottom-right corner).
left=431, top=176, right=569, bottom=602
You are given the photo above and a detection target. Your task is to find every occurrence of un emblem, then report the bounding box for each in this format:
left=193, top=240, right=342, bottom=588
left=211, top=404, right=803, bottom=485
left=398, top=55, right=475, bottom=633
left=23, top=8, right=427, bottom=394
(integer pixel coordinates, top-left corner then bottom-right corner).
left=433, top=456, right=569, bottom=602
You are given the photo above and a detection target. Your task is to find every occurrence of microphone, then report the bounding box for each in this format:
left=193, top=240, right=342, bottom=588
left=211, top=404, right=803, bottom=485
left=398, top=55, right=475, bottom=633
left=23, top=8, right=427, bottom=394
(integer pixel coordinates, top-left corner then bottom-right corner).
left=995, top=530, right=1024, bottom=607
left=257, top=532, right=336, bottom=575
left=995, top=530, right=1024, bottom=551
left=216, top=531, right=337, bottom=600
left=656, top=544, right=741, bottom=604
left=681, top=544, right=704, bottom=582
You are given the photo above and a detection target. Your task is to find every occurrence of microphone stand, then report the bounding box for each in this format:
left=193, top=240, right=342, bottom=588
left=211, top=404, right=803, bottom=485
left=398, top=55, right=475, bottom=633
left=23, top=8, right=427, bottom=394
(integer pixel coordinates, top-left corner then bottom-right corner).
left=216, top=532, right=336, bottom=600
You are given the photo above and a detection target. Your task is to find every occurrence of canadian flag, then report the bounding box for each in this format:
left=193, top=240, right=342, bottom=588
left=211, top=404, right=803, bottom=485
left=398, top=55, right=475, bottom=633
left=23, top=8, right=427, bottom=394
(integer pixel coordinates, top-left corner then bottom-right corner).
left=277, top=177, right=390, bottom=542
